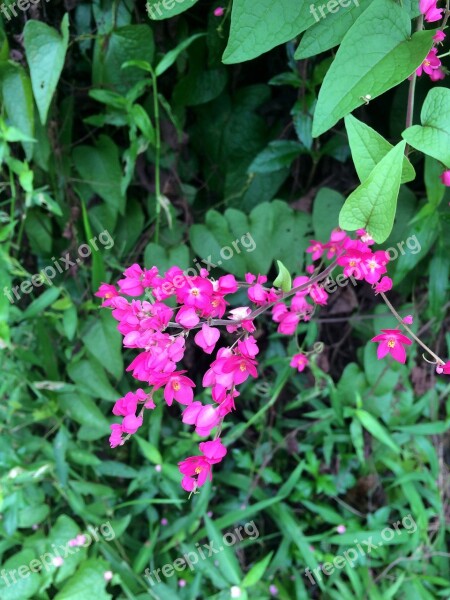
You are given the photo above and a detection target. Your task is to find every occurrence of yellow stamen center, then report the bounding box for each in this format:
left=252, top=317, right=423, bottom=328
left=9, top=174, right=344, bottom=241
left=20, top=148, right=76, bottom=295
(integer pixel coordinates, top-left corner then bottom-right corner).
left=388, top=340, right=396, bottom=348
left=172, top=381, right=181, bottom=391
left=190, top=288, right=199, bottom=296
left=239, top=362, right=247, bottom=372
left=195, top=466, right=202, bottom=474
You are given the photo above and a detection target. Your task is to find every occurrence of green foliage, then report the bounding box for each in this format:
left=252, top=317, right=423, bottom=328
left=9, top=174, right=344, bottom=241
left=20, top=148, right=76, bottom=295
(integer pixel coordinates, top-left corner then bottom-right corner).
left=1, top=1, right=449, bottom=599
left=403, top=87, right=450, bottom=167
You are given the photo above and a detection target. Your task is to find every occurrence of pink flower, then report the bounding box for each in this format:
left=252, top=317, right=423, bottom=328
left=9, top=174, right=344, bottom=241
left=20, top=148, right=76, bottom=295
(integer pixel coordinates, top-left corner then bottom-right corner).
left=277, top=311, right=300, bottom=334
left=194, top=323, right=220, bottom=354
left=429, top=67, right=446, bottom=81
left=179, top=277, right=213, bottom=312
left=176, top=306, right=200, bottom=328
left=199, top=439, right=227, bottom=463
left=337, top=250, right=367, bottom=279
left=52, top=557, right=64, bottom=567
left=122, top=414, right=143, bottom=434
left=161, top=518, right=168, bottom=526
left=104, top=571, right=113, bottom=581
left=154, top=371, right=195, bottom=406
left=416, top=48, right=441, bottom=77
left=402, top=315, right=414, bottom=325
left=214, top=6, right=224, bottom=16
left=419, top=0, right=443, bottom=21
left=95, top=283, right=119, bottom=307
left=306, top=265, right=315, bottom=274
left=113, top=389, right=147, bottom=416
left=117, top=264, right=157, bottom=296
left=440, top=170, right=450, bottom=186
left=336, top=524, right=346, bottom=534
left=306, top=241, right=325, bottom=261
left=374, top=276, right=393, bottom=294
left=221, top=354, right=258, bottom=384
left=371, top=329, right=413, bottom=364
left=178, top=439, right=227, bottom=492
left=362, top=251, right=389, bottom=284
left=290, top=353, right=309, bottom=372
left=182, top=401, right=220, bottom=436
left=109, top=424, right=124, bottom=448
left=436, top=361, right=450, bottom=374
left=433, top=30, right=446, bottom=42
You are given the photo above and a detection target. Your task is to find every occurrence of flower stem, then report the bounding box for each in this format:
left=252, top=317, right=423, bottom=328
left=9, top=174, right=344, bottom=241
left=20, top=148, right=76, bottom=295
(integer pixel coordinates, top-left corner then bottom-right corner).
left=151, top=70, right=161, bottom=244
left=380, top=292, right=444, bottom=365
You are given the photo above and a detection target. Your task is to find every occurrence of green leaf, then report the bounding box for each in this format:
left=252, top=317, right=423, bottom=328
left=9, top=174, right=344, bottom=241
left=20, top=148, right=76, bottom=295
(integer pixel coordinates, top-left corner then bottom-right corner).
left=402, top=87, right=450, bottom=167
left=82, top=312, right=123, bottom=379
left=67, top=358, right=118, bottom=401
left=73, top=135, right=125, bottom=219
left=345, top=114, right=415, bottom=183
left=223, top=0, right=317, bottom=64
left=1, top=62, right=35, bottom=159
left=273, top=260, right=292, bottom=292
left=155, top=34, right=204, bottom=76
left=147, top=0, right=199, bottom=20
left=247, top=140, right=304, bottom=173
left=356, top=409, right=401, bottom=454
left=295, top=0, right=370, bottom=59
left=312, top=187, right=345, bottom=240
left=339, top=141, right=406, bottom=243
left=58, top=393, right=111, bottom=440
left=242, top=552, right=273, bottom=588
left=0, top=550, right=42, bottom=599
left=424, top=155, right=446, bottom=208
left=135, top=436, right=162, bottom=464
left=312, top=0, right=434, bottom=137
left=20, top=287, right=62, bottom=320
left=23, top=14, right=70, bottom=125
left=54, top=559, right=112, bottom=600
left=203, top=516, right=242, bottom=585
left=94, top=25, right=154, bottom=94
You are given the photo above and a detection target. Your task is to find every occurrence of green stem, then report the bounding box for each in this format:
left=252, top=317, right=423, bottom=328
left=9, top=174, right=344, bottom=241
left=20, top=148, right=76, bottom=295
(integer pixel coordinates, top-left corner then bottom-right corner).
left=151, top=71, right=161, bottom=244
left=380, top=292, right=444, bottom=365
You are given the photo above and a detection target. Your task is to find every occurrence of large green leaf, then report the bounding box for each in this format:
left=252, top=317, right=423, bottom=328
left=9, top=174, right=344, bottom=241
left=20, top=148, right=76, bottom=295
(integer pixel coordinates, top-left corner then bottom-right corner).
left=94, top=25, right=154, bottom=94
left=147, top=0, right=199, bottom=20
left=0, top=550, right=42, bottom=599
left=312, top=0, right=434, bottom=137
left=295, top=0, right=371, bottom=59
left=82, top=312, right=123, bottom=379
left=356, top=409, right=401, bottom=454
left=189, top=201, right=310, bottom=277
left=223, top=0, right=317, bottom=64
left=73, top=136, right=125, bottom=220
left=54, top=559, right=112, bottom=600
left=23, top=14, right=70, bottom=124
left=1, top=63, right=35, bottom=159
left=402, top=87, right=450, bottom=167
left=312, top=187, right=345, bottom=240
left=339, top=141, right=406, bottom=243
left=345, top=114, right=415, bottom=183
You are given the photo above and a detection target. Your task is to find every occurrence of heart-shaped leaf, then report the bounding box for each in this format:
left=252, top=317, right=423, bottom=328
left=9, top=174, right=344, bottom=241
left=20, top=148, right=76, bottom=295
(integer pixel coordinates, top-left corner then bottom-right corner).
left=339, top=141, right=406, bottom=243
left=312, top=0, right=434, bottom=137
left=402, top=87, right=450, bottom=167
left=345, top=114, right=415, bottom=183
left=24, top=14, right=69, bottom=125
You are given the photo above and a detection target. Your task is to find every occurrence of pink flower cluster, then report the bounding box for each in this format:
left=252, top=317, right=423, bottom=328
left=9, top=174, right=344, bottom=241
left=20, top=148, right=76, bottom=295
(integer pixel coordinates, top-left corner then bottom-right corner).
left=96, top=225, right=449, bottom=490
left=415, top=2, right=446, bottom=81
